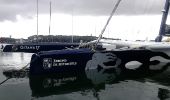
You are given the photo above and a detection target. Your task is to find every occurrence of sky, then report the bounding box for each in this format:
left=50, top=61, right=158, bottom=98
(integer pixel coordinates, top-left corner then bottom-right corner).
left=0, top=0, right=168, bottom=40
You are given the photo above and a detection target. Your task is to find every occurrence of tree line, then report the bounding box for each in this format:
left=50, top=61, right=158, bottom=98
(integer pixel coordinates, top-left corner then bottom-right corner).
left=28, top=35, right=98, bottom=43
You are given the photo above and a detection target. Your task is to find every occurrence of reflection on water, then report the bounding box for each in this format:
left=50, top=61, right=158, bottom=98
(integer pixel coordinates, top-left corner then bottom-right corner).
left=0, top=52, right=32, bottom=69
left=1, top=52, right=170, bottom=100
left=29, top=69, right=120, bottom=98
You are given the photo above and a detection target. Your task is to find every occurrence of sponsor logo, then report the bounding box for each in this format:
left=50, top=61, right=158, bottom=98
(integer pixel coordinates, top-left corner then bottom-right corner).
left=43, top=58, right=52, bottom=69
left=42, top=77, right=77, bottom=88
left=43, top=58, right=77, bottom=69
left=12, top=45, right=18, bottom=51
left=53, top=59, right=77, bottom=67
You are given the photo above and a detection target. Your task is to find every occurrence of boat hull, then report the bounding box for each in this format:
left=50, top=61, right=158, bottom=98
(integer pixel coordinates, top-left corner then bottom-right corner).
left=3, top=43, right=79, bottom=53
left=30, top=48, right=170, bottom=75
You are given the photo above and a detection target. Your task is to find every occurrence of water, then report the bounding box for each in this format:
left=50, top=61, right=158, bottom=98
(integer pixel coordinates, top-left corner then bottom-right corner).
left=1, top=52, right=170, bottom=100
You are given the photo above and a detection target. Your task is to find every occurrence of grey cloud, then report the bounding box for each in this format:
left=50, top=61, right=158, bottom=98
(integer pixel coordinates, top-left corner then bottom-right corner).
left=0, top=0, right=165, bottom=21
left=0, top=0, right=36, bottom=21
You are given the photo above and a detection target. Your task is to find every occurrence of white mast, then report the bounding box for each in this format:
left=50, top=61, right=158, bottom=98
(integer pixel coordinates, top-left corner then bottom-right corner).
left=49, top=1, right=52, bottom=35
left=71, top=10, right=74, bottom=43
left=37, top=0, right=39, bottom=41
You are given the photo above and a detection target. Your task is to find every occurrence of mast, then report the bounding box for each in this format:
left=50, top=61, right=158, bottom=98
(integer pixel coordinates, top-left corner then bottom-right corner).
left=37, top=0, right=39, bottom=42
left=49, top=1, right=52, bottom=35
left=155, top=0, right=170, bottom=42
left=71, top=10, right=74, bottom=43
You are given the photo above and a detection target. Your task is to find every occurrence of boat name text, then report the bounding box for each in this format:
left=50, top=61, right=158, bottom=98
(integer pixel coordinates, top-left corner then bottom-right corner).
left=20, top=45, right=40, bottom=50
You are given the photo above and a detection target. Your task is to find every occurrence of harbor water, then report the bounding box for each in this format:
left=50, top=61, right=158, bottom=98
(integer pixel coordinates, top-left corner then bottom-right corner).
left=1, top=52, right=170, bottom=100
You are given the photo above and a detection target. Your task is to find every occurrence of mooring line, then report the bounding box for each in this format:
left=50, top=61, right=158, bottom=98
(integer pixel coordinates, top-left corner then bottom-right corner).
left=19, top=62, right=30, bottom=71
left=0, top=61, right=30, bottom=86
left=0, top=54, right=39, bottom=86
left=0, top=77, right=11, bottom=86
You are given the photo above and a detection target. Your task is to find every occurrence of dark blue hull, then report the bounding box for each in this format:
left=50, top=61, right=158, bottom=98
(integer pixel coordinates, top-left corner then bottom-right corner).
left=3, top=43, right=79, bottom=53
left=30, top=48, right=170, bottom=75
left=30, top=49, right=93, bottom=75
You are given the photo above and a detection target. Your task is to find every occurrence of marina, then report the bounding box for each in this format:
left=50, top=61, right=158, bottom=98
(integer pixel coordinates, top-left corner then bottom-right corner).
left=1, top=0, right=170, bottom=99
left=27, top=0, right=170, bottom=76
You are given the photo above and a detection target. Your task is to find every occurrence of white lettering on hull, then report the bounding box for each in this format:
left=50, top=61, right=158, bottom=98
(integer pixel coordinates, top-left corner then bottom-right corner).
left=20, top=46, right=40, bottom=50
left=43, top=58, right=77, bottom=69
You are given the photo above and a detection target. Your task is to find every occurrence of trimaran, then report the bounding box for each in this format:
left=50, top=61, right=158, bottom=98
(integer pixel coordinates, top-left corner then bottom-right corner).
left=2, top=0, right=170, bottom=95
left=28, top=0, right=170, bottom=75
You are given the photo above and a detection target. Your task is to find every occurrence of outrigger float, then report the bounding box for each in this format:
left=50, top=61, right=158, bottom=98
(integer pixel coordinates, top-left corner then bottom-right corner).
left=29, top=0, right=170, bottom=75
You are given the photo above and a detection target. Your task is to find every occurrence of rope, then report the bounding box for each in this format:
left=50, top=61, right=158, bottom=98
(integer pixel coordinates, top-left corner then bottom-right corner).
left=0, top=64, right=30, bottom=87
left=0, top=63, right=30, bottom=86
left=18, top=53, right=39, bottom=71
left=95, top=0, right=122, bottom=44
left=79, top=0, right=122, bottom=49
left=0, top=53, right=40, bottom=87
left=19, top=62, right=30, bottom=71
left=0, top=56, right=36, bottom=86
left=0, top=77, right=11, bottom=86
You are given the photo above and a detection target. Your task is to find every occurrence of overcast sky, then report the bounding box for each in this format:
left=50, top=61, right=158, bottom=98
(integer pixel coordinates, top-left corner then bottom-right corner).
left=0, top=0, right=167, bottom=40
left=0, top=0, right=164, bottom=21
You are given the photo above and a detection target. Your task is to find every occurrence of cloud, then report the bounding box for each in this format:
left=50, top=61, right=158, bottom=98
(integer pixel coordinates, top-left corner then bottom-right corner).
left=0, top=0, right=165, bottom=21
